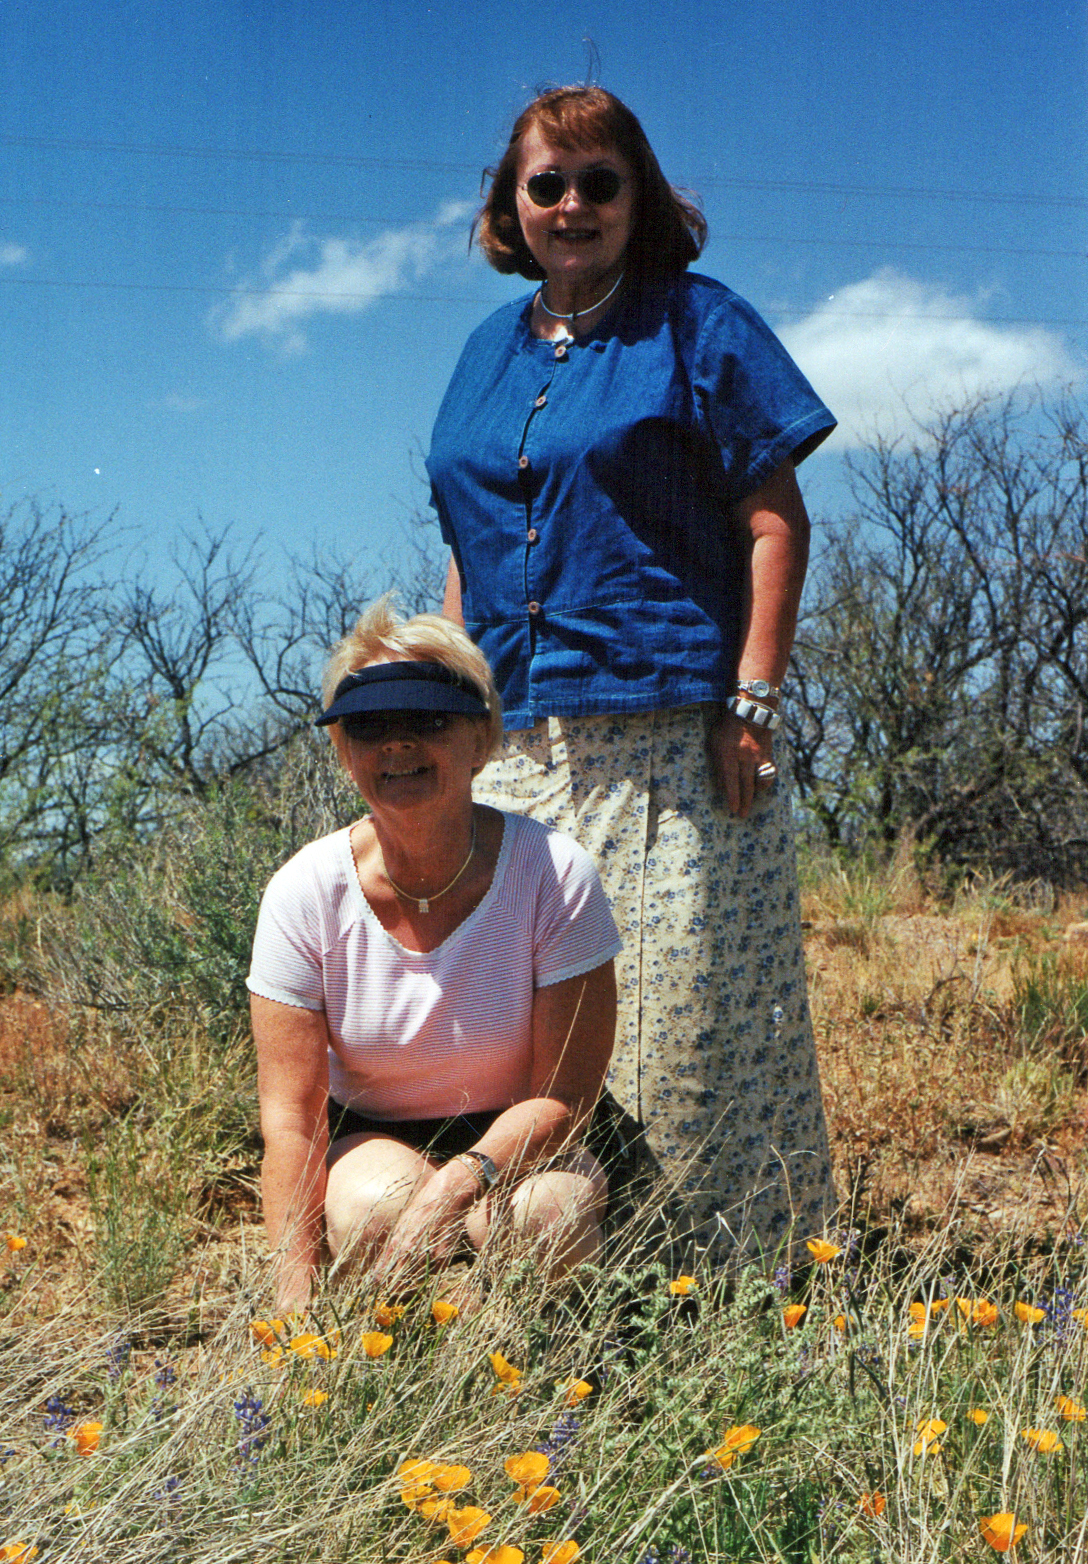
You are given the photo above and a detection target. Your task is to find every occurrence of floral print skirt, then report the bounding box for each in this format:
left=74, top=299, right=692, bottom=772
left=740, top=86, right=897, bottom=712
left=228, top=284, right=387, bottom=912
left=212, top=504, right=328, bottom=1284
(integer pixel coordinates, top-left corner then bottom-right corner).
left=473, top=706, right=836, bottom=1262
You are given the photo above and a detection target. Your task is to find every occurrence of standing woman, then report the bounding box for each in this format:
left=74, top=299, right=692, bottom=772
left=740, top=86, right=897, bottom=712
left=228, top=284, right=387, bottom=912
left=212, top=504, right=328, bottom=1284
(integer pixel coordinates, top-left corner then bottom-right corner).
left=427, top=86, right=836, bottom=1261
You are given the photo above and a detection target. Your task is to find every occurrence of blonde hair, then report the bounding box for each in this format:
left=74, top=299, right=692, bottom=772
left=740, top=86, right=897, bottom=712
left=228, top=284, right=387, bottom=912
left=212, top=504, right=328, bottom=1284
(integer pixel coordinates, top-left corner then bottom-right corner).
left=322, top=594, right=504, bottom=764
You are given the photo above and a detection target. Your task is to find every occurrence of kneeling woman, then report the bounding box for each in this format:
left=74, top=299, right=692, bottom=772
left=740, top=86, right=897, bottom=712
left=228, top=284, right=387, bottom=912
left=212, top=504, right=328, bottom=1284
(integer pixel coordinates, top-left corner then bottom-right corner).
left=248, top=599, right=620, bottom=1311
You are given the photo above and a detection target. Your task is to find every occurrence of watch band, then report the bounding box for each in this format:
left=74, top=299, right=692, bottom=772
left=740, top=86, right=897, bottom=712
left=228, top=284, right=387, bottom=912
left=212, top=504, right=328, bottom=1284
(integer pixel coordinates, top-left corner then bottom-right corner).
left=725, top=694, right=783, bottom=731
left=454, top=1149, right=499, bottom=1193
left=734, top=678, right=781, bottom=702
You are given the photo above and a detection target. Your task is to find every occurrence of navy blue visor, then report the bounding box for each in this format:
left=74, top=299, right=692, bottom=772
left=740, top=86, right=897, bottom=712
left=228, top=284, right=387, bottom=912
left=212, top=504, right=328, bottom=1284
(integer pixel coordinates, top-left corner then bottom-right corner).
left=315, top=660, right=489, bottom=727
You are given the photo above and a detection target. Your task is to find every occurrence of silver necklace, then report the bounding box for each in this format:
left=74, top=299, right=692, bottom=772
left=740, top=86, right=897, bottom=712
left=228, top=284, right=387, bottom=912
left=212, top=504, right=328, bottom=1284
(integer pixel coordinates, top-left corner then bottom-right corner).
left=539, top=269, right=625, bottom=322
left=381, top=820, right=476, bottom=914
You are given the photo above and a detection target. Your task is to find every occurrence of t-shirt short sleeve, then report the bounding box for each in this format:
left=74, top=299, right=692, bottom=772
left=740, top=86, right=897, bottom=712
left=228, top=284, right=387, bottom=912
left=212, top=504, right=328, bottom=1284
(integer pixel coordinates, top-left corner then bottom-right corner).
left=247, top=846, right=329, bottom=1012
left=695, top=289, right=836, bottom=502
left=529, top=828, right=622, bottom=988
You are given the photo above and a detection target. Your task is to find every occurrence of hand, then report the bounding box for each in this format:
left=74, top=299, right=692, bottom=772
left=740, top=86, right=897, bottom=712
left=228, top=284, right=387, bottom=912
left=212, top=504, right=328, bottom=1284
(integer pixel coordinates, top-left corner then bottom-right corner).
left=706, top=711, right=776, bottom=818
left=368, top=1163, right=478, bottom=1289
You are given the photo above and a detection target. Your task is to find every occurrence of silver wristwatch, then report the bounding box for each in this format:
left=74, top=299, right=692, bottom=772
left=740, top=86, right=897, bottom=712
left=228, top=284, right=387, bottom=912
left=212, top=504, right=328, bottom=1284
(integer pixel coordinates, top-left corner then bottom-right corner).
left=735, top=678, right=781, bottom=701
left=725, top=694, right=783, bottom=731
left=458, top=1149, right=499, bottom=1191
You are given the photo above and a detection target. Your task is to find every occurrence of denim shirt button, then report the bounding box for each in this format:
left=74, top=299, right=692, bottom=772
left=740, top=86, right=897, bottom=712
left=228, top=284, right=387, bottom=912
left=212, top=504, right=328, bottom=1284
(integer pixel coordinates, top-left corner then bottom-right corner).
left=534, top=394, right=547, bottom=408
left=517, top=454, right=529, bottom=470
left=526, top=528, right=538, bottom=543
left=527, top=600, right=541, bottom=616
left=554, top=344, right=567, bottom=359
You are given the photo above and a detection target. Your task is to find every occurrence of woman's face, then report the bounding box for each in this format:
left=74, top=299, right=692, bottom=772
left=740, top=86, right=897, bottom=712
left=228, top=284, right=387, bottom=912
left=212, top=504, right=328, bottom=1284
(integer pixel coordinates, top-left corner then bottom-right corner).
left=514, top=125, right=636, bottom=294
left=337, top=662, right=489, bottom=823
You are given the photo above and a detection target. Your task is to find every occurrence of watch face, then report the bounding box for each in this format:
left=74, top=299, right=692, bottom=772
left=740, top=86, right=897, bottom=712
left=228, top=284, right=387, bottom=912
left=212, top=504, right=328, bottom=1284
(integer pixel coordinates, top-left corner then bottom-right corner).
left=748, top=680, right=771, bottom=698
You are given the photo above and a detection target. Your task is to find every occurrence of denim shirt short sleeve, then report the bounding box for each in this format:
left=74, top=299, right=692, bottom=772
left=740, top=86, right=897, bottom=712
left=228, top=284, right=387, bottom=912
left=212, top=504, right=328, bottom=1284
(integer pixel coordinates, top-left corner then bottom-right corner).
left=426, top=271, right=835, bottom=730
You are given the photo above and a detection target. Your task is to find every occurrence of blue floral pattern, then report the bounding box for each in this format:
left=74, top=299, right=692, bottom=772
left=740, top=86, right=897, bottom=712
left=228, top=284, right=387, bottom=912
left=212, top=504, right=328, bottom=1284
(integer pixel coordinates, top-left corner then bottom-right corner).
left=474, top=705, right=835, bottom=1261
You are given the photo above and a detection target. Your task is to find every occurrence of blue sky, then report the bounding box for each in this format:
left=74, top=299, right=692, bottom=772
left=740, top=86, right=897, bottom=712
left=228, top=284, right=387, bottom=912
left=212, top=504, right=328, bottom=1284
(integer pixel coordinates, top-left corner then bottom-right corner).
left=1, top=0, right=1085, bottom=592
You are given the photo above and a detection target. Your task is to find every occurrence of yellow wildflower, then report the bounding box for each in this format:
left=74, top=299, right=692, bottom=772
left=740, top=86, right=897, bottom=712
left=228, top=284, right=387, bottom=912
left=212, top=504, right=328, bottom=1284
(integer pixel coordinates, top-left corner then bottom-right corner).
left=1021, top=1427, right=1062, bottom=1453
left=782, top=1303, right=807, bottom=1328
left=907, top=1298, right=951, bottom=1337
left=489, top=1351, right=522, bottom=1393
left=1056, top=1394, right=1087, bottom=1422
left=4, top=1235, right=27, bottom=1253
left=373, top=1301, right=406, bottom=1328
left=956, top=1297, right=999, bottom=1328
left=968, top=1408, right=990, bottom=1425
left=505, top=1451, right=549, bottom=1492
left=858, top=1492, right=886, bottom=1517
left=805, top=1239, right=841, bottom=1264
left=558, top=1377, right=593, bottom=1405
left=466, top=1548, right=524, bottom=1564
left=261, top=1344, right=285, bottom=1367
left=359, top=1331, right=393, bottom=1358
left=668, top=1275, right=697, bottom=1295
left=0, top=1544, right=38, bottom=1563
left=432, top=1464, right=472, bottom=1492
left=432, top=1299, right=459, bottom=1324
left=418, top=1497, right=454, bottom=1523
left=1014, top=1301, right=1046, bottom=1325
left=446, top=1504, right=491, bottom=1547
left=979, top=1512, right=1028, bottom=1552
left=301, top=1388, right=328, bottom=1408
left=249, top=1318, right=284, bottom=1345
left=704, top=1423, right=761, bottom=1470
left=542, top=1545, right=581, bottom=1564
left=832, top=1313, right=847, bottom=1333
left=913, top=1417, right=946, bottom=1457
left=289, top=1330, right=337, bottom=1360
left=69, top=1421, right=104, bottom=1456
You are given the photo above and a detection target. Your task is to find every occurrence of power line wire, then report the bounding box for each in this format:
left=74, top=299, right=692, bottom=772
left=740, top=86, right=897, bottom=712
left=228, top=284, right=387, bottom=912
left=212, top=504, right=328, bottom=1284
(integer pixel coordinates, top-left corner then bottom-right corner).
left=0, top=192, right=1084, bottom=263
left=3, top=129, right=1087, bottom=210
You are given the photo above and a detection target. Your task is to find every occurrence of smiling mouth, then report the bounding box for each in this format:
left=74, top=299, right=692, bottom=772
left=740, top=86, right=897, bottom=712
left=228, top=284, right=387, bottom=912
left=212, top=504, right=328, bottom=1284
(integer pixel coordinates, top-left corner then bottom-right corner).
left=551, top=228, right=598, bottom=242
left=381, top=764, right=429, bottom=780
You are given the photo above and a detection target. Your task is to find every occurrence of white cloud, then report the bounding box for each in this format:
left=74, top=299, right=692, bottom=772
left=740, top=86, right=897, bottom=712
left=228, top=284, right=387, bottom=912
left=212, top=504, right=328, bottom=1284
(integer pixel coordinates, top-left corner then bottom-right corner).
left=0, top=242, right=28, bottom=266
left=776, top=268, right=1081, bottom=448
left=211, top=201, right=475, bottom=352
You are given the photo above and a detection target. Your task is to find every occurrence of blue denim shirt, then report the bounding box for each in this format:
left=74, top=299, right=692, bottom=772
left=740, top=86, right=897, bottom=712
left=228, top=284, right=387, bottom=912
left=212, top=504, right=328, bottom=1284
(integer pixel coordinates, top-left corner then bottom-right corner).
left=427, top=272, right=835, bottom=730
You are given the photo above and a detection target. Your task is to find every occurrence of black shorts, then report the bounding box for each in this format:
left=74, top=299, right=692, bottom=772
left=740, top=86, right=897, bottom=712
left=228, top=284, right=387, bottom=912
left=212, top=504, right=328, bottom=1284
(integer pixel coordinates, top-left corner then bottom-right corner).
left=327, top=1090, right=641, bottom=1177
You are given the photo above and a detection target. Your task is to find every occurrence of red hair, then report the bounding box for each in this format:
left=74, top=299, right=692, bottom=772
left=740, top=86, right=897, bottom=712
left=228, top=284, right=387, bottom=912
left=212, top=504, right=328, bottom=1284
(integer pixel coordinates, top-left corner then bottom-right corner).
left=474, top=87, right=706, bottom=281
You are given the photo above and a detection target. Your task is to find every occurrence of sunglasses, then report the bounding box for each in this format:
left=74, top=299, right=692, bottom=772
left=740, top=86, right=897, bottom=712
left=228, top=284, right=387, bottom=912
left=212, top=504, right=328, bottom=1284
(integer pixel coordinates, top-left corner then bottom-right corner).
left=340, top=711, right=456, bottom=743
left=521, top=167, right=627, bottom=209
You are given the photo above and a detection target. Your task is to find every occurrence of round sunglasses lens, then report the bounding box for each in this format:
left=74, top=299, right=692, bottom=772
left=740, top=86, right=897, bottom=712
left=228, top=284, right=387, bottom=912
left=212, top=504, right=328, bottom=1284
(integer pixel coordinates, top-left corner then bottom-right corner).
left=580, top=168, right=622, bottom=204
left=526, top=172, right=567, bottom=207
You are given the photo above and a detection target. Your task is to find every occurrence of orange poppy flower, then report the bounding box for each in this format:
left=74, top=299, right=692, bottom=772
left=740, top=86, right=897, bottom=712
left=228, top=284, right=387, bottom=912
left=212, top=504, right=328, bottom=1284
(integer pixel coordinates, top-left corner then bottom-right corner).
left=979, top=1512, right=1028, bottom=1552
left=289, top=1331, right=337, bottom=1360
left=373, top=1301, right=406, bottom=1328
left=558, top=1377, right=593, bottom=1405
left=446, top=1505, right=491, bottom=1547
left=955, top=1297, right=999, bottom=1328
left=542, top=1544, right=581, bottom=1564
left=69, top=1421, right=104, bottom=1456
left=505, top=1451, right=549, bottom=1492
left=1056, top=1394, right=1087, bottom=1422
left=432, top=1464, right=472, bottom=1492
left=782, top=1304, right=807, bottom=1328
left=358, top=1331, right=393, bottom=1358
left=5, top=1235, right=28, bottom=1253
left=432, top=1299, right=459, bottom=1324
left=0, top=1545, right=38, bottom=1563
left=913, top=1418, right=946, bottom=1456
left=968, top=1408, right=990, bottom=1425
left=858, top=1492, right=886, bottom=1517
left=668, top=1275, right=697, bottom=1295
left=704, top=1424, right=761, bottom=1470
left=489, top=1352, right=522, bottom=1393
left=249, top=1318, right=285, bottom=1346
left=806, top=1239, right=841, bottom=1264
left=301, top=1388, right=328, bottom=1408
left=1021, top=1427, right=1062, bottom=1453
left=1014, top=1301, right=1046, bottom=1325
left=465, top=1547, right=524, bottom=1564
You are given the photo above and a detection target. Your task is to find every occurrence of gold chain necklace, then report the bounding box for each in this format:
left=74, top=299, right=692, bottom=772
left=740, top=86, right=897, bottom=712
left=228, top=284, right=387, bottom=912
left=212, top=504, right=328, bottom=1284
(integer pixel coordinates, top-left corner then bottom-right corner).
left=380, top=820, right=476, bottom=914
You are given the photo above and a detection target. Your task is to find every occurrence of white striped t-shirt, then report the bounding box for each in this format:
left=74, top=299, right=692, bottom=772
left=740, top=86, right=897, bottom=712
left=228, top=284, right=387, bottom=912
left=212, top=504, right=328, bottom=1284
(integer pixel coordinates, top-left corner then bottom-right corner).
left=247, top=811, right=621, bottom=1122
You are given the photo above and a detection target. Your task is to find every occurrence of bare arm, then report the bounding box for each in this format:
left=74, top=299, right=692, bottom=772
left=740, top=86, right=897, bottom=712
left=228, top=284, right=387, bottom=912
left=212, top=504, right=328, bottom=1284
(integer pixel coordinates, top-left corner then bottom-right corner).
left=443, top=556, right=464, bottom=625
left=707, top=457, right=811, bottom=817
left=252, top=994, right=331, bottom=1312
